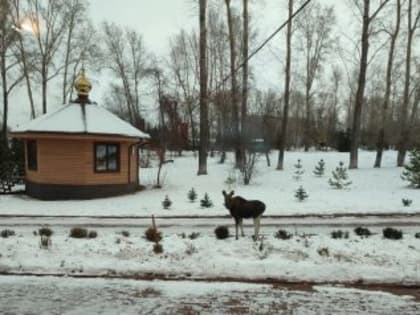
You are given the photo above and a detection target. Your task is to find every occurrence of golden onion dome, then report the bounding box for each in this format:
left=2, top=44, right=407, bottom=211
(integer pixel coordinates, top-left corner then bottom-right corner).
left=74, top=68, right=92, bottom=96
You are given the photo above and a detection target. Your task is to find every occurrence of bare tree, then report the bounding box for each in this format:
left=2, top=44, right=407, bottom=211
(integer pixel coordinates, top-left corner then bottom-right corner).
left=197, top=0, right=208, bottom=175
left=10, top=0, right=36, bottom=119
left=349, top=0, right=390, bottom=169
left=240, top=0, right=249, bottom=167
left=169, top=30, right=199, bottom=151
left=277, top=0, right=293, bottom=170
left=225, top=0, right=241, bottom=168
left=374, top=0, right=402, bottom=167
left=61, top=0, right=98, bottom=105
left=1, top=0, right=24, bottom=145
left=26, top=0, right=68, bottom=114
left=295, top=2, right=336, bottom=151
left=397, top=0, right=420, bottom=166
left=102, top=22, right=148, bottom=128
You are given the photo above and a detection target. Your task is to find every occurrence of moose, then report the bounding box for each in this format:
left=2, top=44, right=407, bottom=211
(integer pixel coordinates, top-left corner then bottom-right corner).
left=222, top=190, right=266, bottom=240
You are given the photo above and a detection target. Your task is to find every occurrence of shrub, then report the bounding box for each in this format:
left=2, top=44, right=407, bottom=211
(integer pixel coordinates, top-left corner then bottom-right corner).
left=354, top=227, right=371, bottom=237
left=402, top=198, right=413, bottom=207
left=188, top=232, right=200, bottom=240
left=0, top=229, right=15, bottom=238
left=240, top=150, right=259, bottom=185
left=88, top=230, right=98, bottom=239
left=274, top=229, right=292, bottom=240
left=39, top=227, right=53, bottom=237
left=415, top=232, right=420, bottom=239
left=145, top=227, right=162, bottom=243
left=185, top=243, right=198, bottom=255
left=121, top=230, right=130, bottom=237
left=40, top=235, right=51, bottom=249
left=383, top=227, right=402, bottom=240
left=187, top=188, right=198, bottom=202
left=214, top=226, right=229, bottom=240
left=331, top=230, right=349, bottom=239
left=317, top=247, right=329, bottom=257
left=69, top=227, right=88, bottom=238
left=162, top=195, right=172, bottom=209
left=153, top=243, right=163, bottom=254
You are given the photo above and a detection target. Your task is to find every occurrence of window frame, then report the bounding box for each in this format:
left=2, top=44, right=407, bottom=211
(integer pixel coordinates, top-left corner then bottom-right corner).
left=27, top=140, right=38, bottom=171
left=94, top=142, right=120, bottom=173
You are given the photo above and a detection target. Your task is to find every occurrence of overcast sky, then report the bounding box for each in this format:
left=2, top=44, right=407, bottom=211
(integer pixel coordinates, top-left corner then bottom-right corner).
left=87, top=0, right=355, bottom=102
left=10, top=0, right=358, bottom=126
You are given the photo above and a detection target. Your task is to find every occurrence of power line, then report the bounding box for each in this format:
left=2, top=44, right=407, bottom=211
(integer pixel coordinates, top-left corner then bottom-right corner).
left=217, top=0, right=313, bottom=89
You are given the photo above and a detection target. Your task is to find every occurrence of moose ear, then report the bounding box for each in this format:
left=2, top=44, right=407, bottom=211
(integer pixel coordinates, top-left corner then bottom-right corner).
left=222, top=190, right=226, bottom=196
left=230, top=190, right=235, bottom=196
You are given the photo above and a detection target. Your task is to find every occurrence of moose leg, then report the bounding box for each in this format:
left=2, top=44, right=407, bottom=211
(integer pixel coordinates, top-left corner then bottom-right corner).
left=253, top=216, right=261, bottom=241
left=234, top=218, right=239, bottom=240
left=240, top=218, right=245, bottom=237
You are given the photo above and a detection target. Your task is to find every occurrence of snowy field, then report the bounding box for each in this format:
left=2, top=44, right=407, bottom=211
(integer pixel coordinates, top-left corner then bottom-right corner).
left=0, top=276, right=419, bottom=315
left=1, top=225, right=420, bottom=284
left=0, top=150, right=418, bottom=217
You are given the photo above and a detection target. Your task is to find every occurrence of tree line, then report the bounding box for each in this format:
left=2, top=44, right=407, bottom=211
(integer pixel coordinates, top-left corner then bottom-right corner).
left=1, top=0, right=419, bottom=175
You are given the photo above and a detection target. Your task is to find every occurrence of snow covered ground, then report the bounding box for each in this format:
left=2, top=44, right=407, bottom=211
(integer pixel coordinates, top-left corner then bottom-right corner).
left=0, top=276, right=419, bottom=314
left=0, top=150, right=418, bottom=216
left=1, top=225, right=420, bottom=284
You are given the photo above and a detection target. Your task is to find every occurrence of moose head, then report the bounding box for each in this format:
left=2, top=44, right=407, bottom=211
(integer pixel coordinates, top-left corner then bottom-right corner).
left=222, top=190, right=235, bottom=209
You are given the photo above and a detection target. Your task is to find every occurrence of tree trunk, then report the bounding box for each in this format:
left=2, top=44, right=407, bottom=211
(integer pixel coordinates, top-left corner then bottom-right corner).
left=1, top=1, right=8, bottom=145
left=1, top=52, right=8, bottom=146
left=374, top=0, right=400, bottom=168
left=240, top=0, right=249, bottom=167
left=20, top=41, right=36, bottom=118
left=225, top=0, right=241, bottom=168
left=397, top=0, right=418, bottom=167
left=277, top=0, right=293, bottom=170
left=41, top=60, right=48, bottom=114
left=350, top=0, right=370, bottom=169
left=304, top=81, right=311, bottom=152
left=197, top=0, right=208, bottom=175
left=62, top=22, right=74, bottom=104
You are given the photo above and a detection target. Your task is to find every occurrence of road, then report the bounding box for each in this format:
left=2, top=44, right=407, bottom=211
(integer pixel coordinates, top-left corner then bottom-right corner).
left=1, top=214, right=420, bottom=235
left=0, top=275, right=419, bottom=314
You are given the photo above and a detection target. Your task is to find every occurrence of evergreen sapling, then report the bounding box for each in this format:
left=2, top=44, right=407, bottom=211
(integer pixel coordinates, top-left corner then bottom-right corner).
left=187, top=188, right=198, bottom=202
left=313, top=159, right=325, bottom=177
left=200, top=193, right=213, bottom=208
left=401, top=149, right=420, bottom=188
left=293, top=159, right=305, bottom=181
left=295, top=186, right=309, bottom=201
left=162, top=195, right=172, bottom=209
left=328, top=161, right=352, bottom=189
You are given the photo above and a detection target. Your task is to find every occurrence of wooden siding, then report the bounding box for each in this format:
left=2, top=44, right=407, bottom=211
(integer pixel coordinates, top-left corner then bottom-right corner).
left=25, top=138, right=138, bottom=186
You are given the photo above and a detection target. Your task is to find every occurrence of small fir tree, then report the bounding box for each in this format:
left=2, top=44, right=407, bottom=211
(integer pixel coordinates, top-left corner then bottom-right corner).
left=200, top=193, right=213, bottom=208
left=162, top=195, right=172, bottom=209
left=313, top=159, right=325, bottom=177
left=293, top=159, right=305, bottom=181
left=295, top=186, right=309, bottom=201
left=224, top=169, right=237, bottom=190
left=328, top=161, right=352, bottom=189
left=187, top=188, right=198, bottom=202
left=401, top=149, right=420, bottom=188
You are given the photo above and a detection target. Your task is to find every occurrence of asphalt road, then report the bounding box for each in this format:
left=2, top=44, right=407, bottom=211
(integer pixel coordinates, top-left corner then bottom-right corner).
left=1, top=214, right=420, bottom=235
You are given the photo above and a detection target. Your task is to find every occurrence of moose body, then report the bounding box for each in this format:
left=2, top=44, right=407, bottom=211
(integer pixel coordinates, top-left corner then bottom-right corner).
left=222, top=190, right=266, bottom=240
